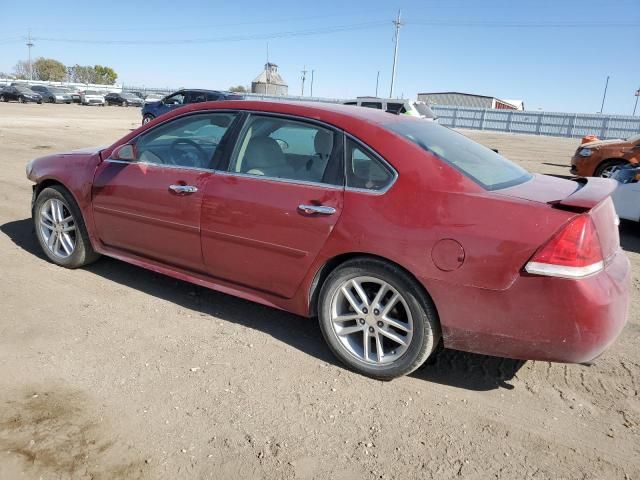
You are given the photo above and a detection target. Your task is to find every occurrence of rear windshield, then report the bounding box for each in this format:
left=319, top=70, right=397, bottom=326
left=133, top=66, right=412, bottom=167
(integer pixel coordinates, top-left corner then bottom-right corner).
left=386, top=120, right=532, bottom=190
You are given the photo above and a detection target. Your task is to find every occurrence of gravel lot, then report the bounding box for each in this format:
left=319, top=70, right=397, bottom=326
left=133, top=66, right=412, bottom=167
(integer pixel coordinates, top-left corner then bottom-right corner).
left=0, top=103, right=638, bottom=480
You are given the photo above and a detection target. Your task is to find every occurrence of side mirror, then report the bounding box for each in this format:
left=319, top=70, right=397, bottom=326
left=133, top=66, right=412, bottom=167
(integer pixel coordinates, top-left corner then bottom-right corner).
left=112, top=144, right=137, bottom=161
left=491, top=148, right=499, bottom=154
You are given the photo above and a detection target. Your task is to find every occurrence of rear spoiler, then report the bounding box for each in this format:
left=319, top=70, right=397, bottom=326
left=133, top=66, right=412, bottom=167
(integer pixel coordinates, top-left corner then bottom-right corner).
left=548, top=177, right=617, bottom=211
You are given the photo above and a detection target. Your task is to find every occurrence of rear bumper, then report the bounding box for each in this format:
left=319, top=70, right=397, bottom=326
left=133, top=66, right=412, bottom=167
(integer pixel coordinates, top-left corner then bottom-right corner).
left=430, top=249, right=630, bottom=363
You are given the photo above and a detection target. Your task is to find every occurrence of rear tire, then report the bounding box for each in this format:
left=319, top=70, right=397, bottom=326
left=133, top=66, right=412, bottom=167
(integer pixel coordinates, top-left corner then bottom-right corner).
left=33, top=186, right=101, bottom=268
left=595, top=159, right=627, bottom=178
left=0, top=94, right=6, bottom=102
left=318, top=258, right=440, bottom=380
left=123, top=100, right=128, bottom=107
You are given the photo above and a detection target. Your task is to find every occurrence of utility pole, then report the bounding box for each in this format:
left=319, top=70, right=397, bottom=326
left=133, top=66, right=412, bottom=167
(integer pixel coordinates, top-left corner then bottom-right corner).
left=633, top=87, right=639, bottom=116
left=301, top=65, right=307, bottom=96
left=375, top=71, right=380, bottom=97
left=599, top=75, right=609, bottom=114
left=389, top=10, right=403, bottom=98
left=26, top=30, right=34, bottom=80
left=310, top=70, right=314, bottom=97
left=265, top=43, right=270, bottom=95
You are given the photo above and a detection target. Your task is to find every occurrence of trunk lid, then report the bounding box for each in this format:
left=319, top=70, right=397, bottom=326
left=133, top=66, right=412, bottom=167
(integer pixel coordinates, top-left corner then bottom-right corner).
left=497, top=174, right=620, bottom=262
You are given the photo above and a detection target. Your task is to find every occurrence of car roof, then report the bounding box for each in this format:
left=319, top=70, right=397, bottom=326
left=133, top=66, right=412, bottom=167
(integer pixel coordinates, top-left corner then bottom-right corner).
left=164, top=99, right=414, bottom=130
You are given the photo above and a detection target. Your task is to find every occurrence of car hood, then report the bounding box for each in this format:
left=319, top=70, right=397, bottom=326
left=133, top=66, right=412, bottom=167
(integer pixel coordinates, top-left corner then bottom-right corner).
left=65, top=145, right=108, bottom=155
left=582, top=138, right=628, bottom=148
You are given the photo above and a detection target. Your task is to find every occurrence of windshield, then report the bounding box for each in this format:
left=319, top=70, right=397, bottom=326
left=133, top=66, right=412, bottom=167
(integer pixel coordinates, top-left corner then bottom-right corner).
left=627, top=133, right=640, bottom=143
left=385, top=119, right=532, bottom=190
left=16, top=86, right=33, bottom=93
left=122, top=92, right=136, bottom=98
left=413, top=102, right=436, bottom=118
left=85, top=90, right=102, bottom=95
left=50, top=88, right=66, bottom=94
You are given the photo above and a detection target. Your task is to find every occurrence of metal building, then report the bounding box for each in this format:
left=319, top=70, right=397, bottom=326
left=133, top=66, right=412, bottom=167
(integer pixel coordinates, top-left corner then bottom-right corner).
left=251, top=63, right=288, bottom=96
left=417, top=91, right=524, bottom=111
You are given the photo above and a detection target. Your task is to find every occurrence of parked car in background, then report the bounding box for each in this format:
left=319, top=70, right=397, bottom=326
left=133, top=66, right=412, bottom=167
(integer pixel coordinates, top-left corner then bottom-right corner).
left=141, top=89, right=243, bottom=124
left=25, top=100, right=629, bottom=379
left=343, top=97, right=437, bottom=120
left=104, top=92, right=144, bottom=107
left=0, top=85, right=42, bottom=103
left=611, top=164, right=640, bottom=222
left=571, top=133, right=640, bottom=178
left=144, top=93, right=164, bottom=103
left=29, top=85, right=72, bottom=104
left=80, top=90, right=105, bottom=106
left=53, top=87, right=82, bottom=103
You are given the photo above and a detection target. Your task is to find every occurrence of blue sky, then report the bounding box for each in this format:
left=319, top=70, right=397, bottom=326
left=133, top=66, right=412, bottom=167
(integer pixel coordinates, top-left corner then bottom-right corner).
left=1, top=0, right=638, bottom=114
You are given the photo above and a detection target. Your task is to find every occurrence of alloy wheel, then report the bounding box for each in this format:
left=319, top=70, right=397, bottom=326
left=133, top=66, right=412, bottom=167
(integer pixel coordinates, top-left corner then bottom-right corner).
left=330, top=276, right=413, bottom=366
left=38, top=198, right=77, bottom=258
left=600, top=165, right=618, bottom=178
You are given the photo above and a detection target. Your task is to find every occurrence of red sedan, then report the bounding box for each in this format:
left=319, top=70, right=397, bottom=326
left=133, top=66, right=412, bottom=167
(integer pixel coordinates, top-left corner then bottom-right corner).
left=25, top=101, right=630, bottom=379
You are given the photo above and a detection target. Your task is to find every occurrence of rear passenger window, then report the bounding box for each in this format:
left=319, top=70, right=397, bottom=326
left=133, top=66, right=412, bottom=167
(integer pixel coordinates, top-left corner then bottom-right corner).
left=346, top=139, right=395, bottom=191
left=229, top=115, right=339, bottom=185
left=361, top=102, right=382, bottom=109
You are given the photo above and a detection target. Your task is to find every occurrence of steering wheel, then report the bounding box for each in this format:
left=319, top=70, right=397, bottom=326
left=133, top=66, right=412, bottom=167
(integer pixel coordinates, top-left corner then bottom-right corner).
left=168, top=138, right=207, bottom=167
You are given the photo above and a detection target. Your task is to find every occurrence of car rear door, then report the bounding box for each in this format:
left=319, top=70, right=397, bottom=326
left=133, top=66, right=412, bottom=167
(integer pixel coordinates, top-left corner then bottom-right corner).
left=200, top=113, right=344, bottom=298
left=92, top=111, right=239, bottom=271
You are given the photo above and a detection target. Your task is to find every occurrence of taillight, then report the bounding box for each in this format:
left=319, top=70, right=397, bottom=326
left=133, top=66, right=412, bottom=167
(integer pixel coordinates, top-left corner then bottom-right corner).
left=525, top=215, right=604, bottom=279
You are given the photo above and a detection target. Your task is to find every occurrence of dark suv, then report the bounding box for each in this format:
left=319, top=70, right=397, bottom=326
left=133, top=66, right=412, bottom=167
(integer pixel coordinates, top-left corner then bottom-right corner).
left=141, top=89, right=243, bottom=124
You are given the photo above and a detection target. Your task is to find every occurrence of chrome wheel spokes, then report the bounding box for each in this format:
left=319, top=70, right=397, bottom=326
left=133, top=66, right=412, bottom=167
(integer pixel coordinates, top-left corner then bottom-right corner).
left=330, top=276, right=413, bottom=366
left=39, top=198, right=77, bottom=259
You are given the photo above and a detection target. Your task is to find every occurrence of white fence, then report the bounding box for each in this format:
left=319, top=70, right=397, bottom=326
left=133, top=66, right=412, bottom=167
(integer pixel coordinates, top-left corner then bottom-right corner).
left=0, top=78, right=122, bottom=93
left=431, top=106, right=640, bottom=140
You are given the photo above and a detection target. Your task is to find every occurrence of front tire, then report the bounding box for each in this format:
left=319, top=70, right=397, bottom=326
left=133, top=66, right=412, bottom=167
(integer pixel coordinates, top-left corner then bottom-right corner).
left=595, top=159, right=627, bottom=178
left=33, top=186, right=100, bottom=268
left=318, top=258, right=440, bottom=380
left=123, top=100, right=129, bottom=107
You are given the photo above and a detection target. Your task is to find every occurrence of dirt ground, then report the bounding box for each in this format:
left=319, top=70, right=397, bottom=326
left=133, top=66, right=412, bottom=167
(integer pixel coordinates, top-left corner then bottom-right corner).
left=0, top=103, right=638, bottom=480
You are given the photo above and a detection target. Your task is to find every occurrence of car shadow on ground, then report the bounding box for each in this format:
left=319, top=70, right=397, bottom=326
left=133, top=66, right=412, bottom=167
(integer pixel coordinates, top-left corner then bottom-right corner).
left=3, top=217, right=533, bottom=391
left=620, top=220, right=640, bottom=254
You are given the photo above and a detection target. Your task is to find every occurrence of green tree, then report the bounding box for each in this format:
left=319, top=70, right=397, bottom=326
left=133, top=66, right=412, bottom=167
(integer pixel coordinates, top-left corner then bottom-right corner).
left=33, top=57, right=67, bottom=81
left=229, top=85, right=248, bottom=93
left=93, top=65, right=118, bottom=85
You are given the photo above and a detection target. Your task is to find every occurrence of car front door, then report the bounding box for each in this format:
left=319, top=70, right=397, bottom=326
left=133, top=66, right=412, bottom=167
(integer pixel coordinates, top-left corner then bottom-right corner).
left=92, top=111, right=239, bottom=271
left=201, top=113, right=344, bottom=298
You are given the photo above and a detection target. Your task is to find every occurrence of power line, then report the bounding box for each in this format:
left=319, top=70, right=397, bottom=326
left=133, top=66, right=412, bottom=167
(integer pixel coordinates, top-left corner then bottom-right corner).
left=408, top=19, right=638, bottom=27
left=31, top=21, right=388, bottom=45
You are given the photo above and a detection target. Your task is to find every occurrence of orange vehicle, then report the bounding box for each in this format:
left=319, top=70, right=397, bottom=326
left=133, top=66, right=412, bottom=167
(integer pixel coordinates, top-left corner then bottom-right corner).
left=571, top=133, right=640, bottom=177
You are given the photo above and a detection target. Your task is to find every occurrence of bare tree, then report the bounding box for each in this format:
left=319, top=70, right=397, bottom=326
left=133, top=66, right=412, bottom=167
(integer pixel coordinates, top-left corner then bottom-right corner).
left=13, top=60, right=31, bottom=80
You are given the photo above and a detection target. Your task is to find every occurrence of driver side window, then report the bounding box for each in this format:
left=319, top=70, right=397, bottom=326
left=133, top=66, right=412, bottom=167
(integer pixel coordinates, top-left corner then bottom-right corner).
left=164, top=93, right=185, bottom=105
left=134, top=113, right=237, bottom=169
